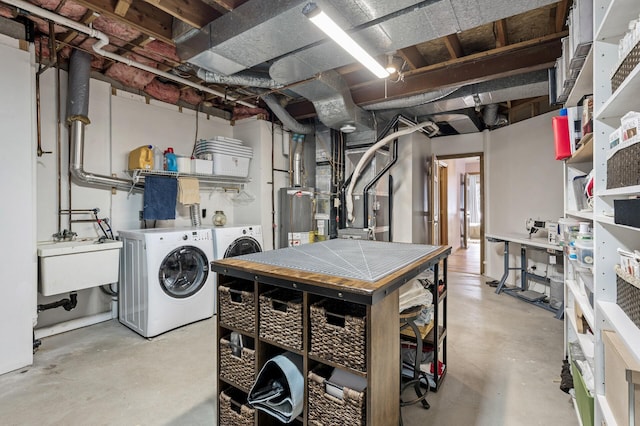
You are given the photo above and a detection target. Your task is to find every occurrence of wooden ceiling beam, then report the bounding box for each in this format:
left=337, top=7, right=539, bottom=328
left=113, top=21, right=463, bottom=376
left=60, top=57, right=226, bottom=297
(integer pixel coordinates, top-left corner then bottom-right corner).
left=58, top=10, right=99, bottom=45
left=72, top=0, right=175, bottom=44
left=555, top=0, right=570, bottom=32
left=140, top=0, right=221, bottom=29
left=114, top=0, right=132, bottom=17
left=443, top=33, right=463, bottom=59
left=398, top=46, right=427, bottom=70
left=495, top=19, right=508, bottom=48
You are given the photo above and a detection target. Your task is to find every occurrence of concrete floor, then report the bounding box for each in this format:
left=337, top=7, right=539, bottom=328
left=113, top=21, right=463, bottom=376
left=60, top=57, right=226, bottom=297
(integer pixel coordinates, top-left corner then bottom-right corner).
left=0, top=271, right=577, bottom=425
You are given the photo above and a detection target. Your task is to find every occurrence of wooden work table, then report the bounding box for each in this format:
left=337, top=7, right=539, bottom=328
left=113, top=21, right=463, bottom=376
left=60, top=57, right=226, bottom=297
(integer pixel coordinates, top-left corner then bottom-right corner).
left=212, top=239, right=451, bottom=425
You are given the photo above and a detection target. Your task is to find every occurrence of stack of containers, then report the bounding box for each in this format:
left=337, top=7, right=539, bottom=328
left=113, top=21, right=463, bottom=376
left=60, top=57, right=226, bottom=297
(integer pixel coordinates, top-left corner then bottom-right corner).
left=194, top=137, right=253, bottom=177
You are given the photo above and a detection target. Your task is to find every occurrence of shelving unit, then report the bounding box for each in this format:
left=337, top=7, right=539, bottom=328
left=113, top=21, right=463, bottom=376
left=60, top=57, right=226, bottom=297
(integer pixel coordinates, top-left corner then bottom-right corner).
left=567, top=0, right=640, bottom=424
left=211, top=240, right=450, bottom=425
left=128, top=168, right=249, bottom=189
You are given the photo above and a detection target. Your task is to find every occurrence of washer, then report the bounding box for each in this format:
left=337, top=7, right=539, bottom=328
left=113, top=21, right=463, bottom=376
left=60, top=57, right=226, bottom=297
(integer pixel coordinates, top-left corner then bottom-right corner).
left=211, top=225, right=263, bottom=314
left=118, top=227, right=214, bottom=338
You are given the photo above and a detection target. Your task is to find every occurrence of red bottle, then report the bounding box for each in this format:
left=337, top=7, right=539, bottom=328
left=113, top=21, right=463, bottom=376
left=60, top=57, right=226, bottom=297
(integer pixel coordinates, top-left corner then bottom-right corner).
left=553, top=108, right=571, bottom=160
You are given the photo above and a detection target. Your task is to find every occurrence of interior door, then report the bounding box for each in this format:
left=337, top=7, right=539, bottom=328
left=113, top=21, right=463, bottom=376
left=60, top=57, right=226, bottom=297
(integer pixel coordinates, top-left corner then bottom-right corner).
left=430, top=155, right=440, bottom=245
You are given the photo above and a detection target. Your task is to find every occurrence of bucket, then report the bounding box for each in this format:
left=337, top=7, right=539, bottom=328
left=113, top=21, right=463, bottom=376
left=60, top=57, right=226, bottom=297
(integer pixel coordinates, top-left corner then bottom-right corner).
left=549, top=275, right=564, bottom=310
left=128, top=145, right=153, bottom=170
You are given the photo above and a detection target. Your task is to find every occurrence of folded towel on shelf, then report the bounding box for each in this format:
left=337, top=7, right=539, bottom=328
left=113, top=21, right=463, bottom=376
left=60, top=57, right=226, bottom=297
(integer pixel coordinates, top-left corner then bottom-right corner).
left=178, top=177, right=200, bottom=205
left=399, top=280, right=433, bottom=312
left=143, top=175, right=177, bottom=220
left=248, top=352, right=303, bottom=423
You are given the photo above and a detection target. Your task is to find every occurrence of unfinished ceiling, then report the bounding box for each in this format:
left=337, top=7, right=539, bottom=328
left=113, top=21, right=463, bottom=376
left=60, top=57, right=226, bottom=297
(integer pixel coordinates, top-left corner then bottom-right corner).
left=0, top=0, right=568, bottom=136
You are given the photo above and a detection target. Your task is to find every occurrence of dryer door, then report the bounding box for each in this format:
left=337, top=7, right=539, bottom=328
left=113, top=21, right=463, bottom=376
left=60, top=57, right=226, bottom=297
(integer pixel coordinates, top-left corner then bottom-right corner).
left=158, top=245, right=209, bottom=298
left=224, top=237, right=262, bottom=258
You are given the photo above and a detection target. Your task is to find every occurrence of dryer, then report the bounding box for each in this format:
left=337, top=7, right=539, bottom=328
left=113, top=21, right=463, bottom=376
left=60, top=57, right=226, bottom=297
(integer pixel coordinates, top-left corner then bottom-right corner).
left=118, top=227, right=214, bottom=338
left=211, top=225, right=263, bottom=314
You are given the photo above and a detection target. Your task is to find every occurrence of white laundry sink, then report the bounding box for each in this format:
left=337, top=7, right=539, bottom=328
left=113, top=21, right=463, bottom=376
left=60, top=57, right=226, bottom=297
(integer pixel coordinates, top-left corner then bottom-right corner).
left=37, top=239, right=123, bottom=296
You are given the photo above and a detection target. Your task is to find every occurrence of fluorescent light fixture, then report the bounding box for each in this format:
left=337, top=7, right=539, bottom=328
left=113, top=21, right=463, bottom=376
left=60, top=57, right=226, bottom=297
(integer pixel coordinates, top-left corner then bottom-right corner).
left=303, top=2, right=389, bottom=79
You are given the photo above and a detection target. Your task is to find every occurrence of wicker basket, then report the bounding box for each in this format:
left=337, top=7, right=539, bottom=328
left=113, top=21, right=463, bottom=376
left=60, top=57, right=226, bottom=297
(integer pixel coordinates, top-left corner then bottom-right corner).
left=308, top=367, right=366, bottom=426
left=259, top=288, right=303, bottom=350
left=606, top=140, right=640, bottom=189
left=219, top=336, right=255, bottom=391
left=310, top=299, right=367, bottom=372
left=219, top=282, right=255, bottom=333
left=612, top=41, right=640, bottom=92
left=615, top=265, right=640, bottom=329
left=219, top=389, right=255, bottom=426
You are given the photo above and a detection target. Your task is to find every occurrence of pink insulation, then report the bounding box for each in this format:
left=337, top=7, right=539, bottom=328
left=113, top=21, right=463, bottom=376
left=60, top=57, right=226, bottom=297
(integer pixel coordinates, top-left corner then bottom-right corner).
left=124, top=52, right=158, bottom=68
left=134, top=40, right=181, bottom=63
left=105, top=63, right=155, bottom=90
left=233, top=106, right=269, bottom=121
left=145, top=79, right=180, bottom=104
left=0, top=4, right=16, bottom=18
left=30, top=0, right=87, bottom=20
left=34, top=36, right=71, bottom=61
left=180, top=88, right=203, bottom=105
left=92, top=16, right=141, bottom=46
left=29, top=15, right=66, bottom=33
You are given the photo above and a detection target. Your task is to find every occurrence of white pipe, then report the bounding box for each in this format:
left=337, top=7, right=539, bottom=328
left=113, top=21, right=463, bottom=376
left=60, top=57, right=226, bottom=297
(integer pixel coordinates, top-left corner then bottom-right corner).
left=346, top=121, right=435, bottom=222
left=6, top=0, right=256, bottom=108
left=34, top=311, right=113, bottom=339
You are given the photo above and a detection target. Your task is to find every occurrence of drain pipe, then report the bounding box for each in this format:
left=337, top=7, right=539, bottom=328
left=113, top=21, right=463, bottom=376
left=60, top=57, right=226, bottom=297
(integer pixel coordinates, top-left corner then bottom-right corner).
left=6, top=0, right=255, bottom=108
left=67, top=50, right=142, bottom=192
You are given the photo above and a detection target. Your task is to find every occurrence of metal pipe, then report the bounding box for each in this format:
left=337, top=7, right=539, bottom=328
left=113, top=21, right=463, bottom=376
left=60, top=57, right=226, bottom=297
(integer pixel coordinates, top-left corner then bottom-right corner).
left=292, top=137, right=303, bottom=187
left=197, top=69, right=283, bottom=89
left=261, top=93, right=314, bottom=135
left=5, top=0, right=256, bottom=108
left=362, top=138, right=397, bottom=229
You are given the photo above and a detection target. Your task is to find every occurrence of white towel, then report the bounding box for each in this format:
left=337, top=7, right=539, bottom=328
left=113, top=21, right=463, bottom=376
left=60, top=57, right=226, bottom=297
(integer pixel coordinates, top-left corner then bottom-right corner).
left=178, top=177, right=200, bottom=204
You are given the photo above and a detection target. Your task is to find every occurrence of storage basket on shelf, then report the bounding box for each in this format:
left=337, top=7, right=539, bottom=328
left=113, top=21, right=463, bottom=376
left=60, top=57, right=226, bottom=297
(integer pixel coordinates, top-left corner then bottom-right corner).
left=606, top=139, right=640, bottom=189
left=219, top=388, right=255, bottom=426
left=259, top=288, right=303, bottom=350
left=219, top=336, right=255, bottom=391
left=218, top=281, right=255, bottom=333
left=308, top=366, right=366, bottom=426
left=611, top=41, right=640, bottom=92
left=615, top=265, right=640, bottom=329
left=309, top=299, right=367, bottom=372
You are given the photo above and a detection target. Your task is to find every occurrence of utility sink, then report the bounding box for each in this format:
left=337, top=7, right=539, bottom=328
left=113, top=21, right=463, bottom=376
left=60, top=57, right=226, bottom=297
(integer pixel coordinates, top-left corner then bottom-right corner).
left=37, top=238, right=123, bottom=296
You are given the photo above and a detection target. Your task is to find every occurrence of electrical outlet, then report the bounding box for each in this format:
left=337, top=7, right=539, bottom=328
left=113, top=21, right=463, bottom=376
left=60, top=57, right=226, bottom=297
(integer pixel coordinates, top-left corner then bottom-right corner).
left=139, top=210, right=143, bottom=220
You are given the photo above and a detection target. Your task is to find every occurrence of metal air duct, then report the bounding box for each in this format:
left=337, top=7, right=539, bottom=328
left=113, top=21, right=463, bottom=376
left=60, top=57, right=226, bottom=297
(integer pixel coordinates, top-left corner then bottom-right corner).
left=261, top=94, right=314, bottom=135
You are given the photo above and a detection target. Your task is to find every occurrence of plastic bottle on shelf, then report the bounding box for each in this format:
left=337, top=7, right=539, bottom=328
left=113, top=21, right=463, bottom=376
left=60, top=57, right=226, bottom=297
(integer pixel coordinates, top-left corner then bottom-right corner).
left=164, top=147, right=178, bottom=172
left=153, top=146, right=164, bottom=171
left=128, top=145, right=153, bottom=170
left=552, top=108, right=571, bottom=160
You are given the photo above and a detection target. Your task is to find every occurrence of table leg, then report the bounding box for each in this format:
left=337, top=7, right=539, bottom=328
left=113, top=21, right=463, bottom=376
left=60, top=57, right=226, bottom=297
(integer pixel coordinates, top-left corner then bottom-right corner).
left=495, top=241, right=510, bottom=294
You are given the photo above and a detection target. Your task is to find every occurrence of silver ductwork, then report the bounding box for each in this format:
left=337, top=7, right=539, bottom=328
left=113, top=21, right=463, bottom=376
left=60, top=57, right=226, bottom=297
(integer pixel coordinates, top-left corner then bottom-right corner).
left=67, top=50, right=143, bottom=193
left=292, top=138, right=304, bottom=187
left=197, top=69, right=283, bottom=89
left=262, top=94, right=315, bottom=135
left=483, top=104, right=499, bottom=126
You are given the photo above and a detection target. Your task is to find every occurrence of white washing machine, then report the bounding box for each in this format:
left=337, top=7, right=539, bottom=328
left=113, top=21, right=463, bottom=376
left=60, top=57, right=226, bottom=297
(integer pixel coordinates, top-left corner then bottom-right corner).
left=118, top=227, right=214, bottom=338
left=211, top=225, right=263, bottom=314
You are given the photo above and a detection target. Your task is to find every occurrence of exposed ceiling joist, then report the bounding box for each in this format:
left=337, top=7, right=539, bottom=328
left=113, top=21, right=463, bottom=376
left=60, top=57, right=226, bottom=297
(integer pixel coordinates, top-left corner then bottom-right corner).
left=495, top=19, right=508, bottom=47
left=555, top=0, right=569, bottom=32
left=398, top=46, right=427, bottom=70
left=444, top=33, right=463, bottom=59
left=141, top=0, right=220, bottom=28
left=114, top=0, right=132, bottom=16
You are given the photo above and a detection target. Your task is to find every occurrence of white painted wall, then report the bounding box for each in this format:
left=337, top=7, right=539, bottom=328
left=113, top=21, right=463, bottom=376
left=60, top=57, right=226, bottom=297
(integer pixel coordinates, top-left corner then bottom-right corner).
left=484, top=111, right=564, bottom=281
left=432, top=132, right=484, bottom=157
left=0, top=37, right=37, bottom=374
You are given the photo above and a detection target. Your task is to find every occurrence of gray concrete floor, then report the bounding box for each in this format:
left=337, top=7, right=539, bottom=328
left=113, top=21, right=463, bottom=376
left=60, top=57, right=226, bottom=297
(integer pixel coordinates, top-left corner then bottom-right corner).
left=0, top=272, right=577, bottom=425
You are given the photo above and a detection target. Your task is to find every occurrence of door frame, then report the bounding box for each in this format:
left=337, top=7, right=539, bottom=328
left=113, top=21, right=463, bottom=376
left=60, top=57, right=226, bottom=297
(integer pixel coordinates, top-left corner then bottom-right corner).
left=438, top=153, right=485, bottom=275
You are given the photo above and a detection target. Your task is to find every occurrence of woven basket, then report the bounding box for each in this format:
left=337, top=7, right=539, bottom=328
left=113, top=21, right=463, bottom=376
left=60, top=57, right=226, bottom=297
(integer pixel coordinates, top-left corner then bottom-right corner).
left=259, top=288, right=303, bottom=350
left=615, top=265, right=640, bottom=329
left=310, top=299, right=367, bottom=372
left=612, top=41, right=640, bottom=92
left=308, top=367, right=366, bottom=426
left=219, top=389, right=255, bottom=426
left=219, top=282, right=255, bottom=333
left=606, top=140, right=640, bottom=189
left=219, top=336, right=255, bottom=391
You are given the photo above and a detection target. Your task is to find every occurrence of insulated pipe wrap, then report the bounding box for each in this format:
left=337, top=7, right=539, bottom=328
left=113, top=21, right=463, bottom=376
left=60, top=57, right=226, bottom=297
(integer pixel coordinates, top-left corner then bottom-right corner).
left=67, top=50, right=91, bottom=120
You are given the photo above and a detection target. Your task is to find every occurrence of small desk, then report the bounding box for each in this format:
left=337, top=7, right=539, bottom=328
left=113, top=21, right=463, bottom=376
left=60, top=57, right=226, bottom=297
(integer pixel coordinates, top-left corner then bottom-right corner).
left=486, top=233, right=563, bottom=318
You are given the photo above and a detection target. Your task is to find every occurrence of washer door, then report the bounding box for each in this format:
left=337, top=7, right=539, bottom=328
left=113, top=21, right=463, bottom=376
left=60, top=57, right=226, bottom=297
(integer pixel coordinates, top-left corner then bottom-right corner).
left=158, top=245, right=209, bottom=298
left=224, top=237, right=262, bottom=258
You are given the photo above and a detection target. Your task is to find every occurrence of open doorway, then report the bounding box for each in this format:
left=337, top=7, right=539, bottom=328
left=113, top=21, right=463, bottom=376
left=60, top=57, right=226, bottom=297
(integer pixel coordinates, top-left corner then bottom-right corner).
left=438, top=154, right=484, bottom=275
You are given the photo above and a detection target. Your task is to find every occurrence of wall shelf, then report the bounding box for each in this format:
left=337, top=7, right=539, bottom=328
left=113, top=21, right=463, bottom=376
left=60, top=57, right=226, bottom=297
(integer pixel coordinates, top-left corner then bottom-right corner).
left=565, top=210, right=594, bottom=220
left=567, top=133, right=593, bottom=164
left=128, top=169, right=249, bottom=189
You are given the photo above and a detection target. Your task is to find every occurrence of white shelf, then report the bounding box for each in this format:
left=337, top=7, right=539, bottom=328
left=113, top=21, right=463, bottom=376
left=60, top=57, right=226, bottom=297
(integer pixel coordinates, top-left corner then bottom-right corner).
left=567, top=279, right=595, bottom=330
left=566, top=49, right=594, bottom=107
left=567, top=306, right=595, bottom=361
left=566, top=210, right=594, bottom=220
left=596, top=0, right=640, bottom=43
left=128, top=169, right=250, bottom=188
left=596, top=214, right=640, bottom=232
left=598, top=184, right=640, bottom=197
left=595, top=62, right=640, bottom=125
left=598, top=301, right=640, bottom=362
left=596, top=394, right=618, bottom=426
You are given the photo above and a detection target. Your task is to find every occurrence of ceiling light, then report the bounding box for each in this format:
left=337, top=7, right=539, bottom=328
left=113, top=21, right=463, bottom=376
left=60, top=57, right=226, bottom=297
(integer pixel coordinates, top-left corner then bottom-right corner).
left=385, top=55, right=397, bottom=74
left=303, top=2, right=389, bottom=79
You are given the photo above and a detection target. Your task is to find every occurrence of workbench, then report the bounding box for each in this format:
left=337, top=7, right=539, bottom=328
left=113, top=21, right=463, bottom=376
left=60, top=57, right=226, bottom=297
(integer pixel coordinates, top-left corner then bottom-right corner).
left=211, top=239, right=451, bottom=425
left=485, top=232, right=563, bottom=317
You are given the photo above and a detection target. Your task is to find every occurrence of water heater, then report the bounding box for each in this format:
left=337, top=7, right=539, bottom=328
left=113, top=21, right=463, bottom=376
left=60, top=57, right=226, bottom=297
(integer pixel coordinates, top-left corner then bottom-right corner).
left=279, top=187, right=315, bottom=248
